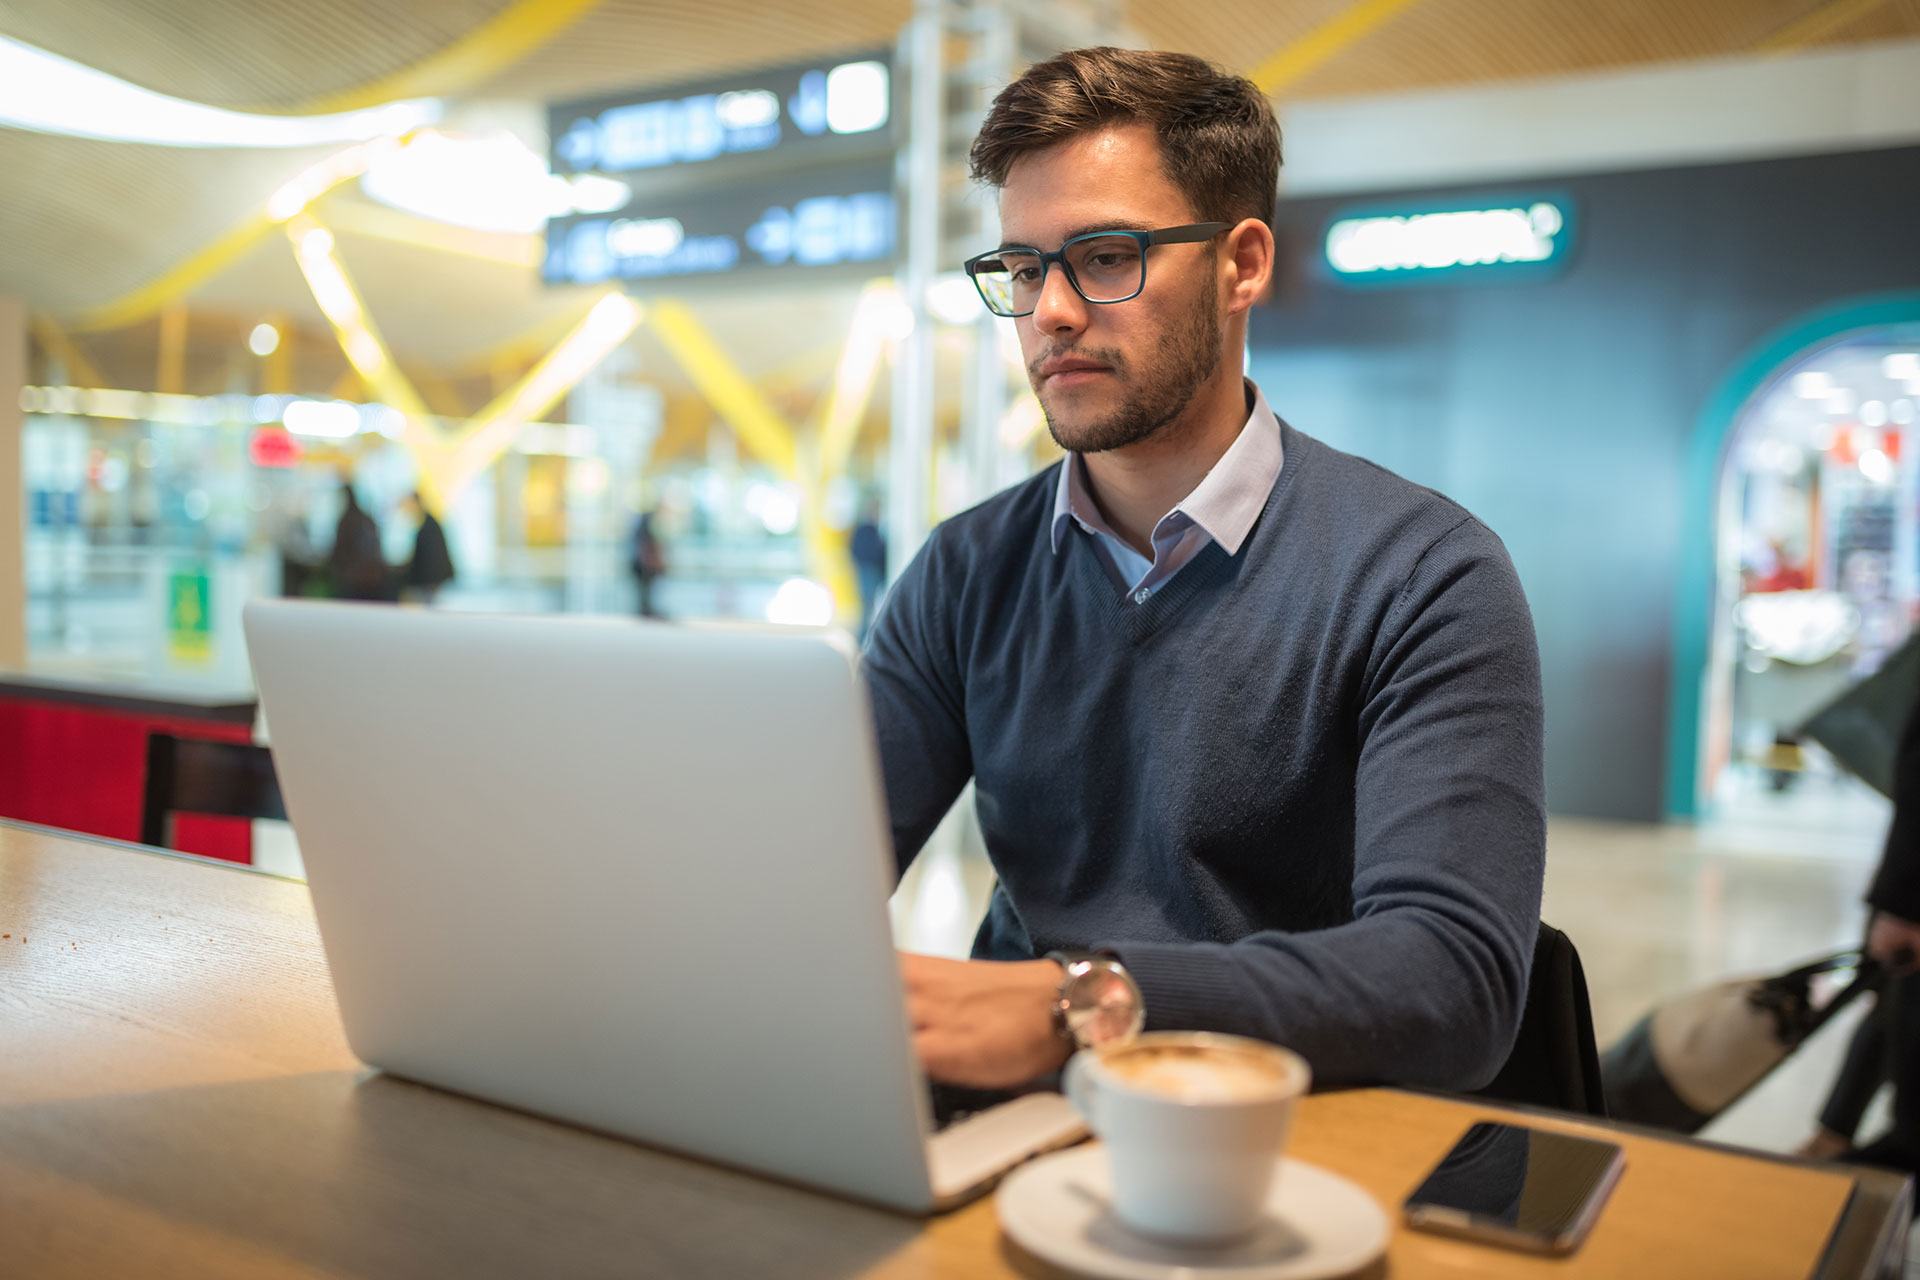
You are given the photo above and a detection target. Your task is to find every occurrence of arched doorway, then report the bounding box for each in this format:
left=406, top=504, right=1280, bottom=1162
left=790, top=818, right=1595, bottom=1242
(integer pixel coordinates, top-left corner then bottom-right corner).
left=1669, top=294, right=1920, bottom=828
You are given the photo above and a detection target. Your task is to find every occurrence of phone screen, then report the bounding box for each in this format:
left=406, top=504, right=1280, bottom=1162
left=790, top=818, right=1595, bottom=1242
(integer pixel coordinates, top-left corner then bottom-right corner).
left=1404, top=1122, right=1624, bottom=1252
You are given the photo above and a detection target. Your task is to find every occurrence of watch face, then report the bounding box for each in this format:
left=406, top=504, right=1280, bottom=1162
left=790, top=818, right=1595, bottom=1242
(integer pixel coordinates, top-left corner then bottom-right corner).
left=1064, top=965, right=1144, bottom=1047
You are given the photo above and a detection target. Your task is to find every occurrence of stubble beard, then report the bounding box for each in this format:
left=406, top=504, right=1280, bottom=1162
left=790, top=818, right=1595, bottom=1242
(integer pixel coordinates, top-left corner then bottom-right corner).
left=1032, top=273, right=1224, bottom=455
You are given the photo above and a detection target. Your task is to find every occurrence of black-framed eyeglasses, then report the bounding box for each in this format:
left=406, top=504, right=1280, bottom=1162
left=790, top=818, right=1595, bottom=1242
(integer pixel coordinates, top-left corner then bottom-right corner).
left=962, top=223, right=1231, bottom=318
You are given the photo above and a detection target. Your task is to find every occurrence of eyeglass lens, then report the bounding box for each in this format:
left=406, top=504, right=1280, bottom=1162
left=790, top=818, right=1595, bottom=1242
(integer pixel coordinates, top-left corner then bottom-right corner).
left=974, top=235, right=1145, bottom=315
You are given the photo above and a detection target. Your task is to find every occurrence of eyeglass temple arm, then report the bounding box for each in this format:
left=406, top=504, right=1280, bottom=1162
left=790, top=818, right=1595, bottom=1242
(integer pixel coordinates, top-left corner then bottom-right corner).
left=1147, top=222, right=1234, bottom=245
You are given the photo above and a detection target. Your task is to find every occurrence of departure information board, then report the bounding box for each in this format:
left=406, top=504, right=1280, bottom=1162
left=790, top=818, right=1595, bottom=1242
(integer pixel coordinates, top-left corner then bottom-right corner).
left=548, top=53, right=896, bottom=179
left=543, top=160, right=897, bottom=286
left=545, top=53, right=899, bottom=285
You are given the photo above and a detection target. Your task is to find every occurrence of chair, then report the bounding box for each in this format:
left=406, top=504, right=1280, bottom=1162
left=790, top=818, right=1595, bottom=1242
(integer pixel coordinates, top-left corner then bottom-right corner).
left=139, top=733, right=287, bottom=850
left=1471, top=921, right=1607, bottom=1117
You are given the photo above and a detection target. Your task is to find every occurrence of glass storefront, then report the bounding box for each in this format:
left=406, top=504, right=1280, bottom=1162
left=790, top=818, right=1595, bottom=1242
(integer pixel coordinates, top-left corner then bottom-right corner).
left=18, top=304, right=1039, bottom=688
left=1705, top=327, right=1918, bottom=828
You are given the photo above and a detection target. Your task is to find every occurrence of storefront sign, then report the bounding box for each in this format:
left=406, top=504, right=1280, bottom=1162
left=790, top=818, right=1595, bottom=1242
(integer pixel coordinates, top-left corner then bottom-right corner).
left=549, top=54, right=895, bottom=179
left=543, top=160, right=897, bottom=286
left=1324, top=194, right=1576, bottom=286
left=247, top=427, right=301, bottom=468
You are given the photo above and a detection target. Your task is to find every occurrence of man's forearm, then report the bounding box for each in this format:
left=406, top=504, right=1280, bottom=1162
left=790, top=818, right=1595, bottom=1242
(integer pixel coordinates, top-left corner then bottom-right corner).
left=1105, top=901, right=1535, bottom=1089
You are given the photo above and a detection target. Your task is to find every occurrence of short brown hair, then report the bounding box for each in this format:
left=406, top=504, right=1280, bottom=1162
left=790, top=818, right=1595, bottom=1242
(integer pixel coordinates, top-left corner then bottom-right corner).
left=969, top=47, right=1281, bottom=227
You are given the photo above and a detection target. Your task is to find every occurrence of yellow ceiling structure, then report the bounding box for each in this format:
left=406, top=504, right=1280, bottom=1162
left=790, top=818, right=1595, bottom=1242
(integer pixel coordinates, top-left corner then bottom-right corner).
left=1, top=0, right=1915, bottom=388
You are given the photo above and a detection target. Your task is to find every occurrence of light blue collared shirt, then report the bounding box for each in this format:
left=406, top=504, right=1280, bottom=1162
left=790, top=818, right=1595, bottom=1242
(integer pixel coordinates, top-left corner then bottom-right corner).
left=1049, top=381, right=1285, bottom=603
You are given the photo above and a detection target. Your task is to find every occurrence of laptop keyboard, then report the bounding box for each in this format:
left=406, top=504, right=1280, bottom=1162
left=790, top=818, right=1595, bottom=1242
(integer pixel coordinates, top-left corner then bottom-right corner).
left=927, top=1080, right=1020, bottom=1131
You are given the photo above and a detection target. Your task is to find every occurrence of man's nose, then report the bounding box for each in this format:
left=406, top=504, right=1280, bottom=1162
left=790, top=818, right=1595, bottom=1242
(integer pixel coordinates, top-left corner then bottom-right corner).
left=1028, top=262, right=1087, bottom=338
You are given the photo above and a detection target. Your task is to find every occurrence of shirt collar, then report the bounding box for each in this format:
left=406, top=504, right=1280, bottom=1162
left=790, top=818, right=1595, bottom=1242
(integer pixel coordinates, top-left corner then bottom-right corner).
left=1049, top=379, right=1284, bottom=556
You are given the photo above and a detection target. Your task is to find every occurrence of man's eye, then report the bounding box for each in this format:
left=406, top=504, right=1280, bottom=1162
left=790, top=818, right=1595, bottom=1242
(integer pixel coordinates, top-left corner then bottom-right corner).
left=1087, top=252, right=1134, bottom=269
left=1009, top=264, right=1042, bottom=284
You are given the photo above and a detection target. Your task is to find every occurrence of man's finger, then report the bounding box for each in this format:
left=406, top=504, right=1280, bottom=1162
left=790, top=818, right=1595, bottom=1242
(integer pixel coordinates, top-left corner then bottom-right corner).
left=913, top=1029, right=957, bottom=1077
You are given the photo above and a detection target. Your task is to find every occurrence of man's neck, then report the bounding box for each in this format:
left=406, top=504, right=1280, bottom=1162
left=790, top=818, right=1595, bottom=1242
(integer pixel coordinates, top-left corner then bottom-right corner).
left=1080, top=368, right=1249, bottom=556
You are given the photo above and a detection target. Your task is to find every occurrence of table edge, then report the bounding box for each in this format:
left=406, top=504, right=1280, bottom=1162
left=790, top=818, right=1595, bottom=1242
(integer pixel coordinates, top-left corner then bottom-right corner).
left=1402, top=1086, right=1914, bottom=1280
left=0, top=676, right=257, bottom=723
left=0, top=817, right=302, bottom=883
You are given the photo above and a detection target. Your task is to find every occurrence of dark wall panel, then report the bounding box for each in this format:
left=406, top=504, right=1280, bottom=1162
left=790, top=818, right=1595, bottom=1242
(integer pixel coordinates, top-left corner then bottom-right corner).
left=1250, top=145, right=1920, bottom=819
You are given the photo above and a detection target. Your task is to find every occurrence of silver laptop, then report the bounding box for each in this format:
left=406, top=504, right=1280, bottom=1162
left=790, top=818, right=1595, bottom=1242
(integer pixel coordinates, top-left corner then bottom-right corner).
left=243, top=600, right=1081, bottom=1212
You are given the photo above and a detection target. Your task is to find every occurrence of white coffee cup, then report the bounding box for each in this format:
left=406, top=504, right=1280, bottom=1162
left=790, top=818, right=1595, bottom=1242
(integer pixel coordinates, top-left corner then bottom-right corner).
left=1063, top=1031, right=1311, bottom=1245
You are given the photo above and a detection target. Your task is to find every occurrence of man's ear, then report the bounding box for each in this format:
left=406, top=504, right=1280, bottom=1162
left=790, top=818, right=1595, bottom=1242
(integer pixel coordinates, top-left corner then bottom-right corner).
left=1224, top=219, right=1276, bottom=316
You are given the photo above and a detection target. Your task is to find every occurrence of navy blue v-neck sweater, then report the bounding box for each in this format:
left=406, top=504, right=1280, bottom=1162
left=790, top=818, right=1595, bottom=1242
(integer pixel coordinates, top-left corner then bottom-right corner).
left=863, top=421, right=1546, bottom=1089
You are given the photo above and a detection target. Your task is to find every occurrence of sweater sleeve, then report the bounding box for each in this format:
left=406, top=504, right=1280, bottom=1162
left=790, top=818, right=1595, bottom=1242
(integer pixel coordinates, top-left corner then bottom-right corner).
left=1104, top=518, right=1547, bottom=1090
left=861, top=529, right=975, bottom=878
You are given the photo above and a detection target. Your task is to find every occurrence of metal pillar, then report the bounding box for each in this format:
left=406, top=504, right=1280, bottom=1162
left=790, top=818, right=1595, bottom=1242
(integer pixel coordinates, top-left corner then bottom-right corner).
left=888, top=0, right=1134, bottom=574
left=888, top=3, right=944, bottom=577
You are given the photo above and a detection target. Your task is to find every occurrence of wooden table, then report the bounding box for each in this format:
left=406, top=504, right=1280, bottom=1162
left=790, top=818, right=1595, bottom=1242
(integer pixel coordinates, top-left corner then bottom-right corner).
left=1, top=820, right=1909, bottom=1279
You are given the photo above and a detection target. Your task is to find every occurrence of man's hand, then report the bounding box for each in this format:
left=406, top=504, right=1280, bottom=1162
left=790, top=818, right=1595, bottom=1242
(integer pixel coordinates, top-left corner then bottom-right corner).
left=899, top=952, right=1071, bottom=1089
left=1867, top=912, right=1920, bottom=975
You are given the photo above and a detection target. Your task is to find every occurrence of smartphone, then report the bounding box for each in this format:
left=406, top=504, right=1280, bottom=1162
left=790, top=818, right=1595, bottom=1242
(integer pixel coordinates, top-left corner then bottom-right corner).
left=1402, top=1121, right=1625, bottom=1255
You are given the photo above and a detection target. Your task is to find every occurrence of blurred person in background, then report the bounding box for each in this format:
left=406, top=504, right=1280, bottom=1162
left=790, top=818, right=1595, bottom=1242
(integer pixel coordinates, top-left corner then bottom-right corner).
left=850, top=495, right=888, bottom=642
left=329, top=479, right=391, bottom=602
left=630, top=506, right=667, bottom=619
left=1800, top=692, right=1920, bottom=1176
left=865, top=48, right=1544, bottom=1096
left=399, top=490, right=455, bottom=604
left=273, top=490, right=321, bottom=598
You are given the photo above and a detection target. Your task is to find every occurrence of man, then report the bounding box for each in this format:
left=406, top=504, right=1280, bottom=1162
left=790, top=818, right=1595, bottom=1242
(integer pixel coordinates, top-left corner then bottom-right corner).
left=399, top=491, right=455, bottom=604
left=864, top=48, right=1546, bottom=1096
left=329, top=480, right=390, bottom=603
left=850, top=496, right=888, bottom=642
left=630, top=506, right=667, bottom=618
left=1802, top=686, right=1920, bottom=1170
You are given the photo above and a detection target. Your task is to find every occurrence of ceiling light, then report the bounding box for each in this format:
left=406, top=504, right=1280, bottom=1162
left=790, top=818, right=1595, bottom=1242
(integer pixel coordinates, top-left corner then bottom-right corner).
left=300, top=226, right=336, bottom=259
left=268, top=142, right=391, bottom=221
left=0, top=35, right=439, bottom=147
left=283, top=399, right=362, bottom=438
left=249, top=323, right=281, bottom=357
left=1884, top=353, right=1920, bottom=381
left=362, top=129, right=630, bottom=234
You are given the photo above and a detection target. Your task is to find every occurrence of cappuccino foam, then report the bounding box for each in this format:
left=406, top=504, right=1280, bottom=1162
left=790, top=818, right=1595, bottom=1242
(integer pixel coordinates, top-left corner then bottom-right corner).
left=1101, top=1043, right=1294, bottom=1103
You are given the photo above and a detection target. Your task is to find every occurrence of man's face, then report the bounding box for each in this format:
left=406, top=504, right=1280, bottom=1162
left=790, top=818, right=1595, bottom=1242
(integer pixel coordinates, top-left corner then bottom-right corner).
left=997, top=123, right=1225, bottom=454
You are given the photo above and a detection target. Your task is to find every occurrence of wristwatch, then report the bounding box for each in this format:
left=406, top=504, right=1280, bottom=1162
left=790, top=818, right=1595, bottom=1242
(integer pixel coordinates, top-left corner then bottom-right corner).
left=1046, top=950, right=1145, bottom=1051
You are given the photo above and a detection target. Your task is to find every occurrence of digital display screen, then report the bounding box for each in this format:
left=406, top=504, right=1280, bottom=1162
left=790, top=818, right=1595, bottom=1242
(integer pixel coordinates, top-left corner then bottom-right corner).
left=542, top=161, right=898, bottom=286
left=549, top=53, right=895, bottom=179
left=1406, top=1122, right=1622, bottom=1241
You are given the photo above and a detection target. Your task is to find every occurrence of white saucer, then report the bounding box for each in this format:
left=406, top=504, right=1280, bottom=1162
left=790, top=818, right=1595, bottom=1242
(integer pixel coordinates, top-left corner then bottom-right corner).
left=996, top=1146, right=1390, bottom=1280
